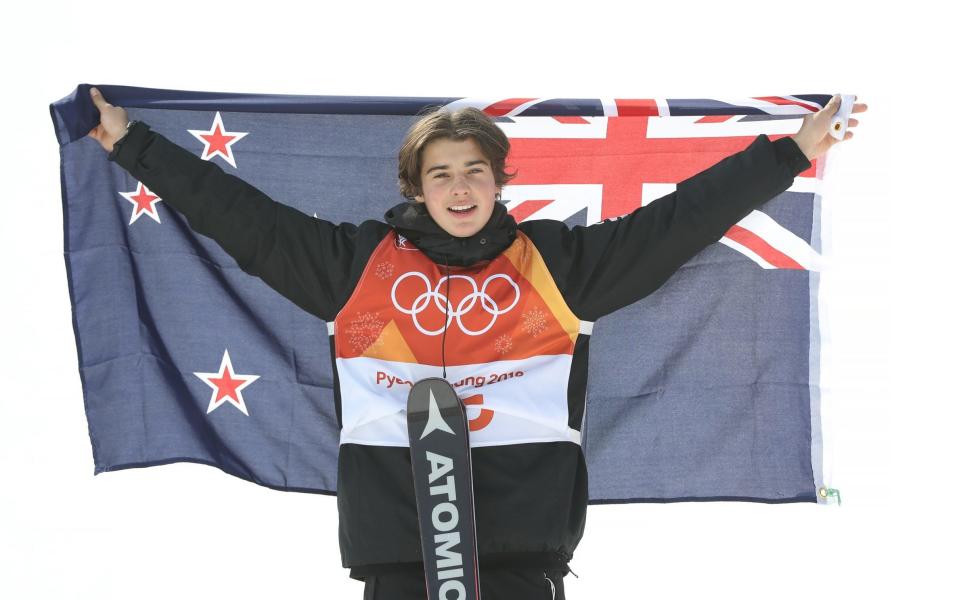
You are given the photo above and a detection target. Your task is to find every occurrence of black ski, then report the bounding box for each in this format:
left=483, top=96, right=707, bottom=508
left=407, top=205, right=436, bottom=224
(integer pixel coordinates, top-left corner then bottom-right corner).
left=407, top=377, right=481, bottom=600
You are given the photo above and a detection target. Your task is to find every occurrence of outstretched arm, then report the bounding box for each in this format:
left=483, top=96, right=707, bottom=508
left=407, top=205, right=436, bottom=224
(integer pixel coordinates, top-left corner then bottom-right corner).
left=88, top=87, right=381, bottom=321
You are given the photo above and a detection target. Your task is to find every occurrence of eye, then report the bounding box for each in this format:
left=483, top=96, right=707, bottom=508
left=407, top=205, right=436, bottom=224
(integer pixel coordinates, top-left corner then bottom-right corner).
left=434, top=172, right=449, bottom=179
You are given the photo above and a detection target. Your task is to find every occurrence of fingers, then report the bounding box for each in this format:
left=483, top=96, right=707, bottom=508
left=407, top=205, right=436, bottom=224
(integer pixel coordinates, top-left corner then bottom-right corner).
left=827, top=94, right=870, bottom=113
left=89, top=86, right=111, bottom=111
left=829, top=94, right=842, bottom=113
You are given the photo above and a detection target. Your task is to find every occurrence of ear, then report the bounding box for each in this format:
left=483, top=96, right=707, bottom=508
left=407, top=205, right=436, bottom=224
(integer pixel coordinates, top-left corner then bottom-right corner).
left=413, top=194, right=425, bottom=203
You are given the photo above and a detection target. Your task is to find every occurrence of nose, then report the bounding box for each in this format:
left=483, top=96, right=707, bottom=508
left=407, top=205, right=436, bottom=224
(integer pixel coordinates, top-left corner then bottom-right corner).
left=451, top=174, right=470, bottom=196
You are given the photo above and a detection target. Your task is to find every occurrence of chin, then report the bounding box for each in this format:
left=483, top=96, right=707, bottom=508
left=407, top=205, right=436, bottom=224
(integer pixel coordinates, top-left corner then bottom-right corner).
left=448, top=225, right=482, bottom=238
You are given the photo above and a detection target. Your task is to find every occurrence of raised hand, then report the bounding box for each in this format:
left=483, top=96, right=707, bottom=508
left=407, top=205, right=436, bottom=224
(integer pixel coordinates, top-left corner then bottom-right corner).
left=87, top=87, right=130, bottom=153
left=792, top=94, right=868, bottom=162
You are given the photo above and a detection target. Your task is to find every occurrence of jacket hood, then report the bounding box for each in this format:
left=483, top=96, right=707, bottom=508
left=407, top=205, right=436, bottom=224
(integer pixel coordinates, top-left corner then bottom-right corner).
left=383, top=200, right=517, bottom=267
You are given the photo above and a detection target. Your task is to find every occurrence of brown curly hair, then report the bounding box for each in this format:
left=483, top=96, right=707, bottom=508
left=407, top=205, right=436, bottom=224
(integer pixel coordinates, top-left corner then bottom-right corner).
left=397, top=106, right=517, bottom=201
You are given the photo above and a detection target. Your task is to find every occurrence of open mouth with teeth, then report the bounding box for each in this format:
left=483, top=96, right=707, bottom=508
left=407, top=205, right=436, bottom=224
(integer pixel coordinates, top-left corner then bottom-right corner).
left=447, top=204, right=477, bottom=216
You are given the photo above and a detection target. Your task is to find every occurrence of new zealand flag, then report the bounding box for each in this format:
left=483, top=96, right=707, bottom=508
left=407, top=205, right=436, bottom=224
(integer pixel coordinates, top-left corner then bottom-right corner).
left=50, top=84, right=841, bottom=505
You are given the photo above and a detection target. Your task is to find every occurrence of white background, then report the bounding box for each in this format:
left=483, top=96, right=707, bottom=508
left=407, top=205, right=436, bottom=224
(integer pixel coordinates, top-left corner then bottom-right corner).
left=2, top=1, right=954, bottom=598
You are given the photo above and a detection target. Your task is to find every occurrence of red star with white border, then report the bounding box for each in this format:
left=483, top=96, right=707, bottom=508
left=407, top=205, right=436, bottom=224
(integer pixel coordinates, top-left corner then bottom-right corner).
left=187, top=111, right=248, bottom=168
left=118, top=181, right=163, bottom=225
left=193, top=349, right=260, bottom=416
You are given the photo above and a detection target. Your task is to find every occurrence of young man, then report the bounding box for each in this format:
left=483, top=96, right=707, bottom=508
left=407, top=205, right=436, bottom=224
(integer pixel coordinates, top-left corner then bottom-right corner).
left=88, top=87, right=865, bottom=600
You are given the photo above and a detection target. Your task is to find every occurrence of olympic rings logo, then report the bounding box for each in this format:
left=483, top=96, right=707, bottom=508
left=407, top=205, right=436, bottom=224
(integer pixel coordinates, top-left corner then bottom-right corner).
left=390, top=271, right=520, bottom=336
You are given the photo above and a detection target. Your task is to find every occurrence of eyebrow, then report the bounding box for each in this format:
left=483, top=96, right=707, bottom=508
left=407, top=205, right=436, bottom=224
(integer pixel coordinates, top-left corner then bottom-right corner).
left=425, top=159, right=489, bottom=175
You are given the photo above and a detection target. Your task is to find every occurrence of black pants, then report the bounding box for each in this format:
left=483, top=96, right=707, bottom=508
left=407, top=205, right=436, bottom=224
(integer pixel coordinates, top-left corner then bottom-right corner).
left=362, top=566, right=567, bottom=599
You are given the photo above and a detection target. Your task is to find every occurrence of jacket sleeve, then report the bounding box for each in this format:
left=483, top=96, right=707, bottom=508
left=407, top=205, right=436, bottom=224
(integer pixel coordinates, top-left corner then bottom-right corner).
left=108, top=120, right=383, bottom=321
left=520, top=134, right=812, bottom=322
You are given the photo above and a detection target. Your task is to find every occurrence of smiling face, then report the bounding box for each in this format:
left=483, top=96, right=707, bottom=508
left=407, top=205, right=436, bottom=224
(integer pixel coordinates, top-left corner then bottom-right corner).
left=414, top=136, right=500, bottom=238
